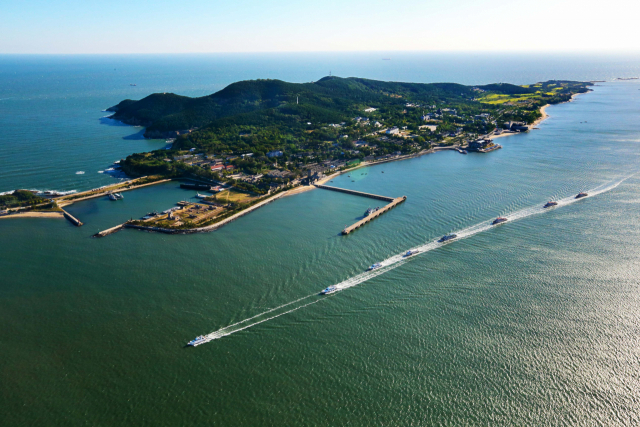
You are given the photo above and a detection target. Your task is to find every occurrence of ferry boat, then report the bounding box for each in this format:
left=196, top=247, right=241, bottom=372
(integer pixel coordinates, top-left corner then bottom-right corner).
left=368, top=262, right=382, bottom=271
left=575, top=192, right=588, bottom=199
left=492, top=217, right=508, bottom=225
left=187, top=335, right=207, bottom=346
left=320, top=286, right=338, bottom=295
left=438, top=234, right=457, bottom=243
left=403, top=249, right=420, bottom=258
left=543, top=201, right=558, bottom=208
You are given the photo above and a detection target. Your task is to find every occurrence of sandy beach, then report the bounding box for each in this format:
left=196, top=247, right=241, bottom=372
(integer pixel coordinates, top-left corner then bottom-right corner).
left=0, top=211, right=64, bottom=220
left=490, top=103, right=550, bottom=141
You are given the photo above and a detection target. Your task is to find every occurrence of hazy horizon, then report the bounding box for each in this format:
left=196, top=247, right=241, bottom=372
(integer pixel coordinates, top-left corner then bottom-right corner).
left=2, top=0, right=638, bottom=54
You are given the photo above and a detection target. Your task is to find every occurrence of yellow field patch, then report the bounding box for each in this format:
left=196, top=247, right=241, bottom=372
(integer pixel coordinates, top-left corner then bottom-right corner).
left=214, top=189, right=259, bottom=203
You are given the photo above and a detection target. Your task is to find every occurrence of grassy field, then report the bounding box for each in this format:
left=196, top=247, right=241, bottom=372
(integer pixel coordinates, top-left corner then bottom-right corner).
left=213, top=189, right=260, bottom=203
left=479, top=92, right=541, bottom=105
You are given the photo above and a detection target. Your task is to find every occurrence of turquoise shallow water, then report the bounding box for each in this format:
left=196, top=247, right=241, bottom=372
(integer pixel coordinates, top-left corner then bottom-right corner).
left=1, top=55, right=640, bottom=425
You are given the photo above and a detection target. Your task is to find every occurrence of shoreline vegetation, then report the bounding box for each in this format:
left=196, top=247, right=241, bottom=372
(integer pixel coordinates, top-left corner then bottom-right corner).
left=4, top=77, right=592, bottom=232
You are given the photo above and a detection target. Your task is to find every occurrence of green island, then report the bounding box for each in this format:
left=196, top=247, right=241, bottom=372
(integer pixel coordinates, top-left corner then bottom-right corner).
left=0, top=190, right=61, bottom=213
left=2, top=77, right=592, bottom=232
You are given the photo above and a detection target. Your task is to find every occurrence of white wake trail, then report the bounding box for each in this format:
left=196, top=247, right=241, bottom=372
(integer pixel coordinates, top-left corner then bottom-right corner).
left=189, top=174, right=634, bottom=345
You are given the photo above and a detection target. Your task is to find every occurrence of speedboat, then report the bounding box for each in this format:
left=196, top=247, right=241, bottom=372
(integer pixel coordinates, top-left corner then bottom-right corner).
left=543, top=201, right=558, bottom=208
left=320, top=286, right=338, bottom=295
left=492, top=217, right=508, bottom=225
left=403, top=249, right=420, bottom=258
left=575, top=192, right=588, bottom=199
left=438, top=234, right=457, bottom=243
left=187, top=335, right=207, bottom=346
left=368, top=262, right=382, bottom=271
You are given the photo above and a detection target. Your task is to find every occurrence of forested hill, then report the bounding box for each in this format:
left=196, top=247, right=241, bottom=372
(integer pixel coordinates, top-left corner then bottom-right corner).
left=107, top=76, right=573, bottom=138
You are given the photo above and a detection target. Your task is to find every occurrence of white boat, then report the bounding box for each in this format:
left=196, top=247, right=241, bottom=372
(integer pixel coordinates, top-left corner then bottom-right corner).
left=195, top=193, right=208, bottom=199
left=320, top=286, right=338, bottom=295
left=188, top=335, right=207, bottom=346
left=367, top=262, right=383, bottom=271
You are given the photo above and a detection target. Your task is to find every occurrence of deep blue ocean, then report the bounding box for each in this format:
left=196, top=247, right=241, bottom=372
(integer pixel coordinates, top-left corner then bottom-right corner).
left=1, top=53, right=640, bottom=426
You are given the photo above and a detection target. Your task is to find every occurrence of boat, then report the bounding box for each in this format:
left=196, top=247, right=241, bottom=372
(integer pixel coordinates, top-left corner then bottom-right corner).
left=403, top=249, right=420, bottom=258
left=438, top=234, right=457, bottom=243
left=187, top=335, right=207, bottom=346
left=130, top=83, right=137, bottom=86
left=492, top=217, right=508, bottom=225
left=364, top=207, right=375, bottom=217
left=382, top=171, right=384, bottom=173
left=195, top=193, right=208, bottom=199
left=460, top=150, right=468, bottom=154
left=575, top=192, right=588, bottom=199
left=543, top=201, right=558, bottom=208
left=367, top=262, right=382, bottom=271
left=108, top=192, right=123, bottom=201
left=320, top=286, right=338, bottom=295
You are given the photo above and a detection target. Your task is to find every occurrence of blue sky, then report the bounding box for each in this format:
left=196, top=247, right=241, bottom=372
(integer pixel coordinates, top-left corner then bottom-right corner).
left=1, top=0, right=637, bottom=53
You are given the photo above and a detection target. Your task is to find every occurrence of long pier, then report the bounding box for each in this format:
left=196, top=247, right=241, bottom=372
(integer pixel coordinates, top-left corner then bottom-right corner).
left=341, top=196, right=406, bottom=235
left=314, top=185, right=395, bottom=202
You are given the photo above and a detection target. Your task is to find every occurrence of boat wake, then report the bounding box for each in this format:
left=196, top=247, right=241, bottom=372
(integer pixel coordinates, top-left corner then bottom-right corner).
left=189, top=174, right=634, bottom=346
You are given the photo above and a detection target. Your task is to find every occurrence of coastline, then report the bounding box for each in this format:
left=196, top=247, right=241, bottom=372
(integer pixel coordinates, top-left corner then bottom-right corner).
left=14, top=90, right=590, bottom=234
left=0, top=211, right=64, bottom=220
left=490, top=91, right=587, bottom=141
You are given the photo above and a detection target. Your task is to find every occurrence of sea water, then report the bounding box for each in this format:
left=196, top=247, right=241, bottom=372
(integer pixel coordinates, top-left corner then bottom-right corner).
left=1, top=54, right=640, bottom=426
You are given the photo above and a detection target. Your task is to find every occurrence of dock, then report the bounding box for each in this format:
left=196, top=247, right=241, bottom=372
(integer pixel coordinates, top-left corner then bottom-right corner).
left=61, top=209, right=83, bottom=227
left=93, top=223, right=125, bottom=238
left=314, top=185, right=395, bottom=202
left=341, top=196, right=406, bottom=235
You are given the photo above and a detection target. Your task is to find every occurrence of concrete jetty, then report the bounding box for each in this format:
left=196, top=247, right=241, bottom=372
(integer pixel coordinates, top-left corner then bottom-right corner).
left=342, top=196, right=406, bottom=235
left=61, top=209, right=83, bottom=227
left=93, top=223, right=126, bottom=238
left=314, top=185, right=395, bottom=202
